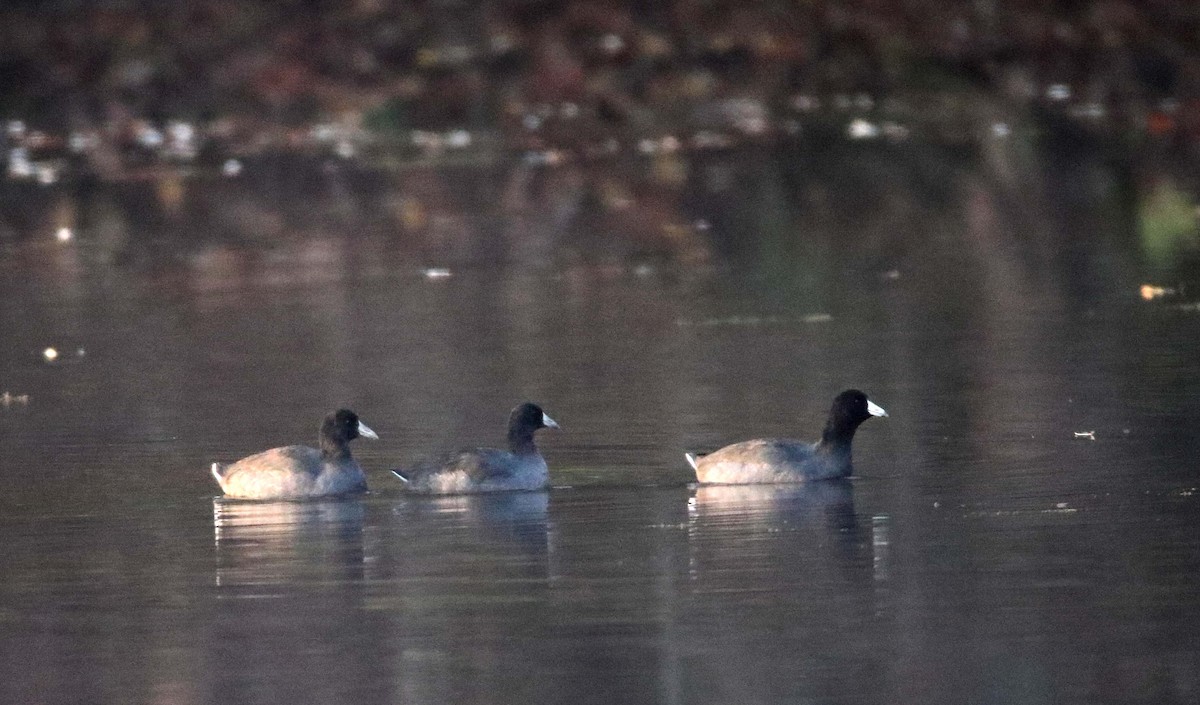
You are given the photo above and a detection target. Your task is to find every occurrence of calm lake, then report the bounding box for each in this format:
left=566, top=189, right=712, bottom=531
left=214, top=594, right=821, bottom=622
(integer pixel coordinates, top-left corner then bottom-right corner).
left=2, top=145, right=1199, bottom=704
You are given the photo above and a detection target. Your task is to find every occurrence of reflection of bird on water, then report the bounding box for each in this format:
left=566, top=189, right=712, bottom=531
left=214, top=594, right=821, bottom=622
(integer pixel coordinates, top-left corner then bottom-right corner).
left=212, top=497, right=367, bottom=540
left=686, top=390, right=887, bottom=484
left=392, top=490, right=551, bottom=560
left=690, top=479, right=859, bottom=535
left=392, top=403, right=559, bottom=494
left=212, top=497, right=367, bottom=589
left=689, top=479, right=870, bottom=575
left=210, top=409, right=378, bottom=499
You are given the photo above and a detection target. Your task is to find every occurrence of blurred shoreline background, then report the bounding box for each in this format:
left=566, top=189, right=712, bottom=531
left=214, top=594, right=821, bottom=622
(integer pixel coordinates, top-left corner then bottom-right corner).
left=3, top=8, right=1200, bottom=703
left=1, top=0, right=1198, bottom=278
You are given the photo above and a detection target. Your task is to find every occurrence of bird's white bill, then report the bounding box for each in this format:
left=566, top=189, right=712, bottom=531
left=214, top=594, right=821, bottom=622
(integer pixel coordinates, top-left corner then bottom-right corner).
left=867, top=400, right=888, bottom=417
left=543, top=413, right=560, bottom=429
left=358, top=421, right=380, bottom=439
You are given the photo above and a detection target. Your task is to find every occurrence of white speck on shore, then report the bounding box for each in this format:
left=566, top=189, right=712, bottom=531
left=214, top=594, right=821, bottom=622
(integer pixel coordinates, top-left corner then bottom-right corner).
left=1046, top=83, right=1071, bottom=101
left=847, top=118, right=880, bottom=140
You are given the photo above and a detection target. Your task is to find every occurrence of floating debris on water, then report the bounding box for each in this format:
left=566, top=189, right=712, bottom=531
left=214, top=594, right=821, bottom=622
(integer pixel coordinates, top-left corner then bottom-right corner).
left=967, top=503, right=1079, bottom=517
left=678, top=315, right=772, bottom=327
left=40, top=346, right=85, bottom=363
left=1046, top=502, right=1078, bottom=514
left=1140, top=284, right=1177, bottom=300
left=423, top=267, right=452, bottom=280
left=1073, top=431, right=1096, bottom=440
left=1, top=391, right=30, bottom=407
left=221, top=159, right=243, bottom=177
left=55, top=227, right=73, bottom=242
left=676, top=313, right=833, bottom=327
left=880, top=269, right=901, bottom=281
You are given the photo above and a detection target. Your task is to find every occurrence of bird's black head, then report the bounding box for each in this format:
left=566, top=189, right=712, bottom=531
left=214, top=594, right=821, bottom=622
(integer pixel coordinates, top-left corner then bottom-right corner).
left=326, top=409, right=361, bottom=441
left=320, top=409, right=379, bottom=457
left=507, top=402, right=559, bottom=453
left=822, top=390, right=888, bottom=446
left=510, top=402, right=558, bottom=431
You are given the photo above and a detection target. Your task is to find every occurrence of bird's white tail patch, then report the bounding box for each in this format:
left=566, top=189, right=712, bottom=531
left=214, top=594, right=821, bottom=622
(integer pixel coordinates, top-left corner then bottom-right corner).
left=684, top=453, right=699, bottom=471
left=390, top=469, right=410, bottom=484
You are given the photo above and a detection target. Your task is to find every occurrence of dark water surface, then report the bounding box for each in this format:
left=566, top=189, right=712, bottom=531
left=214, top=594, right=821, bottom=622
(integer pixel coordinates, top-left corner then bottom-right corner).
left=3, top=151, right=1200, bottom=704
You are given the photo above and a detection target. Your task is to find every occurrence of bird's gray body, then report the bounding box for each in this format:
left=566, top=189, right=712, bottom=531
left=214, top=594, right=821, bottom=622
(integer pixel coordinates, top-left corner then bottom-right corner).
left=687, top=439, right=851, bottom=484
left=685, top=390, right=887, bottom=485
left=393, top=449, right=549, bottom=494
left=212, top=446, right=368, bottom=499
left=209, top=410, right=377, bottom=500
left=392, top=403, right=557, bottom=495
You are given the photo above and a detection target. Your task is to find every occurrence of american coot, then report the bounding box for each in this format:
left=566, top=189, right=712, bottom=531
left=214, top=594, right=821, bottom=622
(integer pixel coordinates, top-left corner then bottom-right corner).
left=685, top=389, right=887, bottom=484
left=392, top=402, right=559, bottom=494
left=211, top=409, right=379, bottom=499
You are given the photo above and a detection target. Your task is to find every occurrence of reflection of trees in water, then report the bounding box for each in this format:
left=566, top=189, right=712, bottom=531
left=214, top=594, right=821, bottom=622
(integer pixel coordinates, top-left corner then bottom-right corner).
left=2, top=140, right=1150, bottom=280
left=676, top=481, right=882, bottom=701
left=363, top=492, right=552, bottom=705
left=207, top=497, right=397, bottom=703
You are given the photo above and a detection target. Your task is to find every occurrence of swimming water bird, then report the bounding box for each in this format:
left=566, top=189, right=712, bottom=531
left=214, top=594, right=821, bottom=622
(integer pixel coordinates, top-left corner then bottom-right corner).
left=685, top=390, right=887, bottom=484
left=210, top=409, right=379, bottom=499
left=392, top=402, right=559, bottom=494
